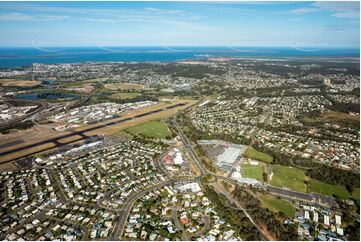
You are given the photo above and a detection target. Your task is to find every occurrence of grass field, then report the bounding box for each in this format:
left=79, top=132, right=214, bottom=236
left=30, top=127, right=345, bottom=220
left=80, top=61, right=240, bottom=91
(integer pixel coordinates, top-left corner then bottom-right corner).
left=244, top=146, right=273, bottom=163
left=270, top=165, right=307, bottom=193
left=309, top=180, right=350, bottom=199
left=351, top=188, right=360, bottom=200
left=104, top=82, right=145, bottom=90
left=241, top=163, right=263, bottom=180
left=110, top=92, right=140, bottom=100
left=302, top=111, right=359, bottom=124
left=258, top=194, right=295, bottom=218
left=126, top=120, right=172, bottom=139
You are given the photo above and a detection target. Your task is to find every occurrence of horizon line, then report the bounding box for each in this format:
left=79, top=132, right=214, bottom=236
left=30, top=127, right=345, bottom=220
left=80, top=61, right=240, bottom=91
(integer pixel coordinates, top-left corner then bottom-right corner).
left=0, top=46, right=359, bottom=49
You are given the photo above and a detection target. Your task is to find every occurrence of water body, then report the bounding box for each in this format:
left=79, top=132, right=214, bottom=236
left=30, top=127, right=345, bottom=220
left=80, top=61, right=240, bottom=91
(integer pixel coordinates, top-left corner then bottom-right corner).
left=41, top=79, right=55, bottom=85
left=0, top=46, right=359, bottom=68
left=15, top=92, right=76, bottom=100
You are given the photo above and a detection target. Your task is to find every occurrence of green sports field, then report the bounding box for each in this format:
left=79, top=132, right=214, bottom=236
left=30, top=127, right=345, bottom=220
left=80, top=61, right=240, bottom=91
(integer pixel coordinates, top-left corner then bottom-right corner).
left=126, top=120, right=172, bottom=139
left=110, top=92, right=140, bottom=100
left=258, top=194, right=295, bottom=218
left=270, top=165, right=307, bottom=193
left=309, top=180, right=350, bottom=199
left=243, top=146, right=273, bottom=163
left=241, top=163, right=263, bottom=180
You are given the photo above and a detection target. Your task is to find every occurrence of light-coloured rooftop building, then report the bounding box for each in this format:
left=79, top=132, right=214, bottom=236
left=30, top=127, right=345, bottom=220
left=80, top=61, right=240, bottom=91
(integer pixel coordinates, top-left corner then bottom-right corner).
left=324, top=215, right=330, bottom=226
left=335, top=215, right=342, bottom=225
left=216, top=144, right=245, bottom=170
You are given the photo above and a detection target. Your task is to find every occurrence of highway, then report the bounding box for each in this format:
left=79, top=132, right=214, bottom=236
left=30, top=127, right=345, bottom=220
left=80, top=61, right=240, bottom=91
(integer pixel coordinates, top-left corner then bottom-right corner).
left=171, top=116, right=338, bottom=239
left=172, top=117, right=270, bottom=240
left=0, top=103, right=186, bottom=164
left=172, top=118, right=206, bottom=176
left=5, top=103, right=337, bottom=240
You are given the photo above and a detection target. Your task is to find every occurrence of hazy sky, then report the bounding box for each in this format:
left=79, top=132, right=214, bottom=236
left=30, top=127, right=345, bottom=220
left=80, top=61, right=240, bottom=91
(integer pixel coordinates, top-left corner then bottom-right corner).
left=0, top=1, right=359, bottom=48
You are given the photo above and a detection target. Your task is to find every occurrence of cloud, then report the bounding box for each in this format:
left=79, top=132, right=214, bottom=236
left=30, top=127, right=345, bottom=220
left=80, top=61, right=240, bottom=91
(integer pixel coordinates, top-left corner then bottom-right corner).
left=287, top=2, right=359, bottom=19
left=0, top=12, right=70, bottom=21
left=82, top=17, right=125, bottom=23
left=1, top=3, right=189, bottom=17
left=40, top=15, right=70, bottom=21
left=0, top=3, right=205, bottom=25
left=312, top=1, right=360, bottom=19
left=144, top=7, right=185, bottom=15
left=0, top=13, right=35, bottom=21
left=288, top=8, right=319, bottom=14
left=331, top=12, right=359, bottom=19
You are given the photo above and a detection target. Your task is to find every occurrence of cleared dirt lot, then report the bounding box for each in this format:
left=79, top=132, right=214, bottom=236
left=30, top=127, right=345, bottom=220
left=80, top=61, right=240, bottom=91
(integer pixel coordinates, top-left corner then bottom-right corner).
left=0, top=162, right=17, bottom=171
left=0, top=79, right=41, bottom=87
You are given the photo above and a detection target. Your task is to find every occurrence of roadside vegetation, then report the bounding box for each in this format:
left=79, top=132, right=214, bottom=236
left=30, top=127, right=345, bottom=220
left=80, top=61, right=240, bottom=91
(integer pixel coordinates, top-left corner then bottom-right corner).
left=351, top=188, right=360, bottom=200
left=201, top=184, right=263, bottom=241
left=232, top=187, right=298, bottom=240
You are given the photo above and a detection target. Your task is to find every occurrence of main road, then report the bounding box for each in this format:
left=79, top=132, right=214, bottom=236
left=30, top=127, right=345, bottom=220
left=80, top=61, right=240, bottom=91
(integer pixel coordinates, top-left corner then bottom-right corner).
left=172, top=118, right=207, bottom=176
left=172, top=116, right=338, bottom=238
left=172, top=117, right=271, bottom=240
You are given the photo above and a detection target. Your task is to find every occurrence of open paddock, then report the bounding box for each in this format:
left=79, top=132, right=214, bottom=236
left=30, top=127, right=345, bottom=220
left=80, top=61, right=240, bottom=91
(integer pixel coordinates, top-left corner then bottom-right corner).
left=0, top=79, right=42, bottom=87
left=270, top=165, right=307, bottom=193
left=258, top=194, right=296, bottom=218
left=309, top=179, right=350, bottom=200
left=104, top=82, right=146, bottom=90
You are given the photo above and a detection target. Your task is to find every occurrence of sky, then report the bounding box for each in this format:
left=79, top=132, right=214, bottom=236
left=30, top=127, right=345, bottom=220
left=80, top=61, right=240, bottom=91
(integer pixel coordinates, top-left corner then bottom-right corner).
left=0, top=1, right=359, bottom=48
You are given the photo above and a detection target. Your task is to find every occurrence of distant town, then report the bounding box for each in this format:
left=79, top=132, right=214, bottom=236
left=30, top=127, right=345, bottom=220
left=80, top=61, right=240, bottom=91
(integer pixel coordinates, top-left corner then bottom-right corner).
left=0, top=56, right=359, bottom=241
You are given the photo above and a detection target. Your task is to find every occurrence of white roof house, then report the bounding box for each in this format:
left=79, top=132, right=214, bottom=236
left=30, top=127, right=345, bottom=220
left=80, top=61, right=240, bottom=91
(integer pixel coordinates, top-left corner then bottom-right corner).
left=313, top=212, right=319, bottom=222
left=173, top=152, right=184, bottom=165
left=335, top=215, right=342, bottom=225
left=177, top=182, right=201, bottom=193
left=304, top=210, right=310, bottom=220
left=323, top=215, right=330, bottom=226
left=336, top=227, right=344, bottom=236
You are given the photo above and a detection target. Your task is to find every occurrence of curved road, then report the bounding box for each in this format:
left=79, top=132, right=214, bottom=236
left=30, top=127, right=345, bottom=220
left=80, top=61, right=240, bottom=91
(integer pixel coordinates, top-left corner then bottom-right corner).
left=171, top=206, right=190, bottom=241
left=110, top=181, right=171, bottom=240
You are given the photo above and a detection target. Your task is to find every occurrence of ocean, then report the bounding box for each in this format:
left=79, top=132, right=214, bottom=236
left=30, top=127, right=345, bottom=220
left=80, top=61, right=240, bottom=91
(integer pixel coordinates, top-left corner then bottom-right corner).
left=0, top=46, right=359, bottom=68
